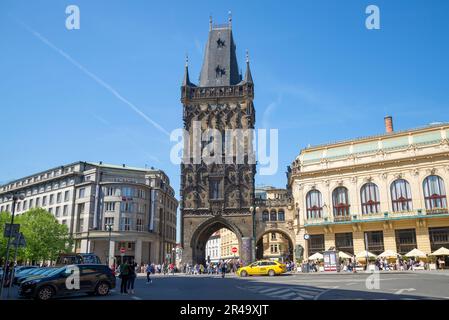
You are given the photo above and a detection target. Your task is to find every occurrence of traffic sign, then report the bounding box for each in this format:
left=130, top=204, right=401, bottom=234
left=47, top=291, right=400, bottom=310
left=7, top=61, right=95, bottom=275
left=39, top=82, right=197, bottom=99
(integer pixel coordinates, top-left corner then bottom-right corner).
left=304, top=234, right=310, bottom=240
left=231, top=247, right=238, bottom=253
left=120, top=248, right=126, bottom=254
left=4, top=223, right=20, bottom=238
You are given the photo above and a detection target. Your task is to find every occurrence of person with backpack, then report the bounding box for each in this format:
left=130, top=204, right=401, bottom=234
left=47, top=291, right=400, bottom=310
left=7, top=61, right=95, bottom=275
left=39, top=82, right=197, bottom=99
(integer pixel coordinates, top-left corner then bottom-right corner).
left=119, top=260, right=130, bottom=294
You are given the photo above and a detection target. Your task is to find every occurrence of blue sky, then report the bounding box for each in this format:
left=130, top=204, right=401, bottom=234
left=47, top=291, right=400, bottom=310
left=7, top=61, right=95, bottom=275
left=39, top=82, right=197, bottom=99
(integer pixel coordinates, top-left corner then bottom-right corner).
left=1, top=1, right=449, bottom=239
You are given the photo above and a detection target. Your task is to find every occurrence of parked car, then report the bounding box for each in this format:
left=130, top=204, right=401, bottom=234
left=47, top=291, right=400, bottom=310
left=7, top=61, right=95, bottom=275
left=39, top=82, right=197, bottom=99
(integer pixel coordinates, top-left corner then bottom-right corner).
left=236, top=260, right=287, bottom=277
left=56, top=253, right=101, bottom=266
left=19, top=264, right=116, bottom=300
left=13, top=268, right=51, bottom=285
left=15, top=268, right=57, bottom=286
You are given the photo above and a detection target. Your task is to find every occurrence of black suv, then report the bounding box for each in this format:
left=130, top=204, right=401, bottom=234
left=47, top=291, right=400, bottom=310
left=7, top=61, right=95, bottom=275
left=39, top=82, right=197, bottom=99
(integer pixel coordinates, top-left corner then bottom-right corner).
left=19, top=264, right=116, bottom=300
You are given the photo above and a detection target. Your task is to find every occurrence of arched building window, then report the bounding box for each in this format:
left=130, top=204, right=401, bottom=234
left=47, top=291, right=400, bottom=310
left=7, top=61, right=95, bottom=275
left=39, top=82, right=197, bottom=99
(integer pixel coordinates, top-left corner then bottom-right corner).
left=306, top=190, right=323, bottom=219
left=361, top=183, right=380, bottom=214
left=423, top=175, right=447, bottom=210
left=332, top=187, right=350, bottom=218
left=270, top=209, right=277, bottom=221
left=262, top=210, right=269, bottom=222
left=391, top=179, right=413, bottom=212
left=278, top=210, right=285, bottom=221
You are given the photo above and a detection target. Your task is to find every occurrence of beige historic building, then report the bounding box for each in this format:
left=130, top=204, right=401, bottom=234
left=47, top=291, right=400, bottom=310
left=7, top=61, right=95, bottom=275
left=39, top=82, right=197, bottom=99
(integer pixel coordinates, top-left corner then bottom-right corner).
left=0, top=161, right=178, bottom=265
left=254, top=187, right=296, bottom=262
left=289, top=118, right=449, bottom=260
left=220, top=228, right=239, bottom=260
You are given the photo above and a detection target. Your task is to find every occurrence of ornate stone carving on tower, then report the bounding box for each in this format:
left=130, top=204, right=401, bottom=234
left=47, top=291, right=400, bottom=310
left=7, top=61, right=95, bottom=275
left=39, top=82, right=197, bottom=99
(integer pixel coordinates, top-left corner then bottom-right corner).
left=180, top=16, right=256, bottom=264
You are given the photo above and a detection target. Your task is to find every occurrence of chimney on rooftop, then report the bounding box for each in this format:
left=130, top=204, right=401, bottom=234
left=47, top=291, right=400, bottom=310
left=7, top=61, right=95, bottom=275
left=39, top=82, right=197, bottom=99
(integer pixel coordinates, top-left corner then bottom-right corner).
left=384, top=116, right=394, bottom=133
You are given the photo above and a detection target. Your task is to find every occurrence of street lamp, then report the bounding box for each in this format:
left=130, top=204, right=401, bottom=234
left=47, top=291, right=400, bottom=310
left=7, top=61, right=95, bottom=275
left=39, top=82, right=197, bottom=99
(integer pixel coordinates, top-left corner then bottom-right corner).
left=250, top=205, right=259, bottom=263
left=105, top=223, right=113, bottom=266
left=0, top=193, right=25, bottom=300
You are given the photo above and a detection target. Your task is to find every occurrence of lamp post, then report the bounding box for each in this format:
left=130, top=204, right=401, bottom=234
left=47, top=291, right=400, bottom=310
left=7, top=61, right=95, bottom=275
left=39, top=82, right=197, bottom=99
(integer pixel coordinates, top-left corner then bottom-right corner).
left=0, top=193, right=25, bottom=300
left=105, top=223, right=113, bottom=266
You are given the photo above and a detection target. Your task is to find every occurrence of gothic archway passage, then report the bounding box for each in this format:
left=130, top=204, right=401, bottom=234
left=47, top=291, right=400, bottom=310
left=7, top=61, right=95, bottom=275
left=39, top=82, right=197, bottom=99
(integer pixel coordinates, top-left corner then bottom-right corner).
left=187, top=216, right=253, bottom=265
left=255, top=230, right=295, bottom=263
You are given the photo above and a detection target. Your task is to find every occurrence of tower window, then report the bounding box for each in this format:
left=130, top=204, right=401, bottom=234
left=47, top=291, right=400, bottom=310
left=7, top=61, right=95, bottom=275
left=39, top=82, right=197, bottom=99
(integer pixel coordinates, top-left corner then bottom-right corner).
left=210, top=180, right=222, bottom=199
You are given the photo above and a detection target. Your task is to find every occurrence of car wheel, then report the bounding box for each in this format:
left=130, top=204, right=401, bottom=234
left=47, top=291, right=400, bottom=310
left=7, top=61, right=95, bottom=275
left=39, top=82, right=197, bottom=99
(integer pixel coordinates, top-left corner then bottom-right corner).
left=95, top=282, right=110, bottom=296
left=268, top=270, right=275, bottom=277
left=240, top=270, right=248, bottom=277
left=36, top=286, right=54, bottom=301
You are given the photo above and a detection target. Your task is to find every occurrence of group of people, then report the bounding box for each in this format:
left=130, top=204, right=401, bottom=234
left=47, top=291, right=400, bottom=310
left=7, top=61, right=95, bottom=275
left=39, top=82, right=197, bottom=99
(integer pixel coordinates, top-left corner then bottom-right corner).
left=182, top=259, right=242, bottom=278
left=116, top=260, right=139, bottom=294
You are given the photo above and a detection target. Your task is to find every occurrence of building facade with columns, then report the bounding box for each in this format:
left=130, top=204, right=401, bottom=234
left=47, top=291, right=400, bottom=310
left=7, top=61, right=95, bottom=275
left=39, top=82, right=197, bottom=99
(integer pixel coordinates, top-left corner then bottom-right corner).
left=0, top=161, right=178, bottom=266
left=290, top=119, right=449, bottom=260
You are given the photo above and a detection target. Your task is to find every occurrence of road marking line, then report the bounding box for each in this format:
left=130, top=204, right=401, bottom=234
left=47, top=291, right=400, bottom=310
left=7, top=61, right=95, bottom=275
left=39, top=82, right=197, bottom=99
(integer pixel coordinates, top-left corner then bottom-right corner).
left=259, top=287, right=284, bottom=294
left=131, top=296, right=142, bottom=300
left=265, top=288, right=292, bottom=295
left=394, top=288, right=416, bottom=295
left=313, top=286, right=339, bottom=301
left=278, top=292, right=297, bottom=299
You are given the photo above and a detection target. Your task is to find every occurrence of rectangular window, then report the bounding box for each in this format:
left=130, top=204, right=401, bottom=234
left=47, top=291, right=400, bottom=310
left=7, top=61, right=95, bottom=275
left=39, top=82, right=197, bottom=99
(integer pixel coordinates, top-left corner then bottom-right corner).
left=23, top=200, right=27, bottom=210
left=364, top=231, right=384, bottom=255
left=29, top=199, right=34, bottom=208
left=62, top=220, right=67, bottom=225
left=106, top=187, right=114, bottom=196
left=42, top=196, right=47, bottom=206
left=105, top=202, right=116, bottom=211
left=271, top=233, right=277, bottom=240
left=395, top=229, right=417, bottom=255
left=49, top=194, right=54, bottom=205
left=57, top=192, right=62, bottom=203
left=429, top=227, right=449, bottom=251
left=335, top=232, right=354, bottom=255
left=120, top=217, right=131, bottom=231
left=64, top=191, right=70, bottom=202
left=36, top=198, right=40, bottom=207
left=77, top=218, right=84, bottom=233
left=209, top=180, right=222, bottom=200
left=55, top=207, right=60, bottom=217
left=120, top=202, right=134, bottom=213
left=78, top=203, right=85, bottom=214
left=79, top=188, right=85, bottom=198
left=308, top=234, right=325, bottom=256
left=63, top=205, right=68, bottom=216
left=104, top=217, right=114, bottom=229
left=48, top=207, right=53, bottom=214
left=17, top=202, right=21, bottom=212
left=136, top=218, right=143, bottom=231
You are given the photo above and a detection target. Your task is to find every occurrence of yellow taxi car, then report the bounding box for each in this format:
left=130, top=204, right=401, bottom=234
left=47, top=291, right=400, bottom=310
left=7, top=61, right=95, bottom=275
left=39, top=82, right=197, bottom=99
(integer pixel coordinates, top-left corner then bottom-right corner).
left=236, top=260, right=287, bottom=277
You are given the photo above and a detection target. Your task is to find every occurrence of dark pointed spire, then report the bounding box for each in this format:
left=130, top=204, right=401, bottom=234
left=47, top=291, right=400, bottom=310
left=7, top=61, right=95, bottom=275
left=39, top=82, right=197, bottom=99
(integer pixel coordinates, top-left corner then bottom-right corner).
left=243, top=50, right=253, bottom=84
left=182, top=54, right=195, bottom=87
left=199, top=16, right=240, bottom=87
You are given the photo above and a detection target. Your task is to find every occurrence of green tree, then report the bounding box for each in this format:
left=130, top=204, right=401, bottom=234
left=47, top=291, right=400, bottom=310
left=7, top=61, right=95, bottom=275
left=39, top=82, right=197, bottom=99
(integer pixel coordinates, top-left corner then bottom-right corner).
left=15, top=208, right=73, bottom=263
left=0, top=211, right=12, bottom=264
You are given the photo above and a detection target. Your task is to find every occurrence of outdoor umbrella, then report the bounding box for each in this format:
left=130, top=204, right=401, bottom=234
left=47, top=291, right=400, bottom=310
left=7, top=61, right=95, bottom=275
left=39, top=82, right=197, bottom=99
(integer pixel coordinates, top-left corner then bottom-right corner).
left=429, top=247, right=449, bottom=256
left=405, top=248, right=427, bottom=258
left=355, top=250, right=377, bottom=259
left=308, top=252, right=324, bottom=260
left=378, top=250, right=399, bottom=258
left=338, top=251, right=352, bottom=259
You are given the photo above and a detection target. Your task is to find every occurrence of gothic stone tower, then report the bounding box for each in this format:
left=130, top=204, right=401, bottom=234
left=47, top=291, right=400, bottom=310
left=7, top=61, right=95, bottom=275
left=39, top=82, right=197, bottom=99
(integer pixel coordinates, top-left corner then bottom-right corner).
left=180, top=17, right=256, bottom=265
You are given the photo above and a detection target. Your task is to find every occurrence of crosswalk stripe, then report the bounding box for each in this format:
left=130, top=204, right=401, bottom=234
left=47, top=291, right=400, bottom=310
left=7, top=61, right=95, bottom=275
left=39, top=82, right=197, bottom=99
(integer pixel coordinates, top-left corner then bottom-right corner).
left=259, top=287, right=284, bottom=294
left=293, top=287, right=323, bottom=294
left=265, top=288, right=292, bottom=295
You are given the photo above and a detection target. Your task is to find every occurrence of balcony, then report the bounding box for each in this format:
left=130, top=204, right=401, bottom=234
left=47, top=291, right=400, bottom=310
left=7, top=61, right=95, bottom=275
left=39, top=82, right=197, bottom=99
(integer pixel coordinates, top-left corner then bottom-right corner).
left=304, top=208, right=449, bottom=226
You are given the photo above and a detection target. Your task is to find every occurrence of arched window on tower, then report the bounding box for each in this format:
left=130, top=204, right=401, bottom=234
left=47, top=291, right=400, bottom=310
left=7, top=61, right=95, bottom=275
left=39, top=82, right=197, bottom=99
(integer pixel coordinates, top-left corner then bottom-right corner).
left=391, top=179, right=413, bottom=212
left=361, top=183, right=380, bottom=214
left=423, top=175, right=447, bottom=210
left=277, top=210, right=285, bottom=221
left=306, top=190, right=323, bottom=219
left=270, top=209, right=277, bottom=221
left=262, top=210, right=269, bottom=222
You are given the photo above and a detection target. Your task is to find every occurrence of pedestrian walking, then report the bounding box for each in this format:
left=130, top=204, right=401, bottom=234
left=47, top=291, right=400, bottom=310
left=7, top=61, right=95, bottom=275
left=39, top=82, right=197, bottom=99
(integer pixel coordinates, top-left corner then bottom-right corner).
left=119, top=260, right=130, bottom=294
left=220, top=260, right=227, bottom=278
left=146, top=263, right=153, bottom=283
left=127, top=260, right=137, bottom=294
